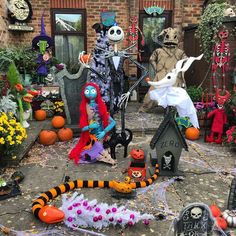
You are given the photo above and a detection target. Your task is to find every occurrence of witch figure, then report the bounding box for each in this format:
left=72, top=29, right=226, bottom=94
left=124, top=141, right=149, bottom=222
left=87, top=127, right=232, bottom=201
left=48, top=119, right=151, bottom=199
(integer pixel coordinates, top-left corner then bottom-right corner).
left=32, top=12, right=54, bottom=84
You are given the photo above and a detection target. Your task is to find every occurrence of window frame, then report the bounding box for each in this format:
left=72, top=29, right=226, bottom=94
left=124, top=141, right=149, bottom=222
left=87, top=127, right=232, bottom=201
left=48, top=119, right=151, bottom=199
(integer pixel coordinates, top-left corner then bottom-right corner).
left=51, top=8, right=87, bottom=55
left=138, top=10, right=172, bottom=62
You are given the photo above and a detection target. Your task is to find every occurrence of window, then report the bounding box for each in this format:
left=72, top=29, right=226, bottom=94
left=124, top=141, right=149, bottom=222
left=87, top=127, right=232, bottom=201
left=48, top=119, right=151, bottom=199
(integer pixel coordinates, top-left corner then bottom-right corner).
left=51, top=9, right=86, bottom=68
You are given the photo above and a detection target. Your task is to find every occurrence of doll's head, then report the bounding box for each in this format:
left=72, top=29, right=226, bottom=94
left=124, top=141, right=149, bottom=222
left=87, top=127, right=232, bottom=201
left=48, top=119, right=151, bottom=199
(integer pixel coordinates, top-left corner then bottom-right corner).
left=84, top=85, right=97, bottom=100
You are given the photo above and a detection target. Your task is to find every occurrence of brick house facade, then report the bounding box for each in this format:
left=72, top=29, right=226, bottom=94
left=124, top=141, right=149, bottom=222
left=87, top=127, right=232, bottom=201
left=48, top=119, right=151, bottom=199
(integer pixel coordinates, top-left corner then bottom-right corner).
left=0, top=0, right=205, bottom=80
left=0, top=0, right=204, bottom=50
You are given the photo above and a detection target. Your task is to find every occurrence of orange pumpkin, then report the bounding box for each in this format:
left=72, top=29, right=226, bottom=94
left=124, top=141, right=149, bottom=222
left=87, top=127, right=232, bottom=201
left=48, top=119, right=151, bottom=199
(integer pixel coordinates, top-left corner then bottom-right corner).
left=80, top=54, right=91, bottom=63
left=39, top=130, right=57, bottom=146
left=35, top=110, right=47, bottom=121
left=38, top=205, right=65, bottom=224
left=216, top=216, right=228, bottom=230
left=57, top=127, right=73, bottom=141
left=185, top=127, right=200, bottom=140
left=130, top=148, right=145, bottom=160
left=51, top=116, right=65, bottom=129
left=210, top=204, right=221, bottom=217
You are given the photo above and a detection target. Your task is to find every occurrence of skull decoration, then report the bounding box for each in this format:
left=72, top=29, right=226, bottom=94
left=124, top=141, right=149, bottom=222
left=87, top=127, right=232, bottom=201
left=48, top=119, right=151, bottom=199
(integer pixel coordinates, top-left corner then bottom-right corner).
left=131, top=170, right=143, bottom=178
left=223, top=7, right=236, bottom=17
left=191, top=207, right=203, bottom=220
left=107, top=26, right=124, bottom=43
left=160, top=27, right=178, bottom=47
left=218, top=30, right=229, bottom=40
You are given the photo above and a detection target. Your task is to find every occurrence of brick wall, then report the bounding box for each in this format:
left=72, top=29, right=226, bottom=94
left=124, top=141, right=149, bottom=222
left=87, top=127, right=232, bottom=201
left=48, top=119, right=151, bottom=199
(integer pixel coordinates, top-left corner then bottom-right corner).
left=85, top=0, right=130, bottom=53
left=0, top=0, right=9, bottom=46
left=0, top=0, right=205, bottom=48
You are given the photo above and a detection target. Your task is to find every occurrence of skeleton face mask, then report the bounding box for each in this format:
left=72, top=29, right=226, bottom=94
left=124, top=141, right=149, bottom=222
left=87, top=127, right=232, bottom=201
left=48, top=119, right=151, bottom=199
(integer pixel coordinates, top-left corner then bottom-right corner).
left=191, top=207, right=202, bottom=219
left=108, top=26, right=124, bottom=43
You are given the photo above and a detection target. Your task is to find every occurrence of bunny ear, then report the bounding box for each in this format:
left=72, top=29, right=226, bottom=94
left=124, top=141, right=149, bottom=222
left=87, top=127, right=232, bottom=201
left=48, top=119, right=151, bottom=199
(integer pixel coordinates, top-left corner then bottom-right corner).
left=176, top=54, right=204, bottom=73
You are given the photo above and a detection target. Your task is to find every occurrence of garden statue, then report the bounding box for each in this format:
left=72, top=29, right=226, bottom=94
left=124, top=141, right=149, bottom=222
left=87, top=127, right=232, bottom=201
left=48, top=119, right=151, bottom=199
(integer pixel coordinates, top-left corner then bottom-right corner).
left=211, top=29, right=230, bottom=91
left=82, top=24, right=148, bottom=159
left=139, top=27, right=187, bottom=112
left=69, top=82, right=117, bottom=165
left=147, top=55, right=203, bottom=128
left=32, top=13, right=53, bottom=84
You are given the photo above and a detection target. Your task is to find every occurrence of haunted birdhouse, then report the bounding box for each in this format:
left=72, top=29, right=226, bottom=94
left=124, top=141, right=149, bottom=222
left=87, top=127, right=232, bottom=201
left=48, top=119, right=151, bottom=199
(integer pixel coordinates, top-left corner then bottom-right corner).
left=149, top=110, right=188, bottom=176
left=128, top=148, right=147, bottom=182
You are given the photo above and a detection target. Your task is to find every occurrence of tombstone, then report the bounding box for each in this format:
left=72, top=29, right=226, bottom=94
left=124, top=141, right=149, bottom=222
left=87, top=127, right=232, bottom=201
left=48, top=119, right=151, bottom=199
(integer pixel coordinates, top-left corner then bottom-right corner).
left=56, top=64, right=87, bottom=132
left=174, top=203, right=215, bottom=236
left=227, top=176, right=236, bottom=210
left=149, top=109, right=188, bottom=176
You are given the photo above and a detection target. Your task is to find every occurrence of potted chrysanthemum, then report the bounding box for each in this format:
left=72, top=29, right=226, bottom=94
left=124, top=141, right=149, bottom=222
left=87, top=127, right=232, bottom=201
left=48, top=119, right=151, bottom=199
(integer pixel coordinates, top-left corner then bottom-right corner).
left=0, top=112, right=27, bottom=166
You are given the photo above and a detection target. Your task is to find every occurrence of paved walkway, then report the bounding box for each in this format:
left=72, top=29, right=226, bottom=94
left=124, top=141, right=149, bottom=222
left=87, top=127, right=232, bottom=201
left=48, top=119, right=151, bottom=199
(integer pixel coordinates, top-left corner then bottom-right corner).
left=0, top=102, right=236, bottom=235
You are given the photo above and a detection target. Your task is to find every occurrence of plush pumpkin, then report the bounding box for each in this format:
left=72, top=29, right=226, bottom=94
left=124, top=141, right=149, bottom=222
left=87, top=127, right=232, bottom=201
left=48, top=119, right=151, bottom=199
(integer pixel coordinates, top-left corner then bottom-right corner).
left=216, top=216, right=228, bottom=230
left=210, top=204, right=221, bottom=217
left=39, top=130, right=57, bottom=146
left=130, top=148, right=145, bottom=160
left=35, top=110, right=47, bottom=121
left=51, top=116, right=65, bottom=129
left=57, top=128, right=73, bottom=142
left=185, top=127, right=200, bottom=140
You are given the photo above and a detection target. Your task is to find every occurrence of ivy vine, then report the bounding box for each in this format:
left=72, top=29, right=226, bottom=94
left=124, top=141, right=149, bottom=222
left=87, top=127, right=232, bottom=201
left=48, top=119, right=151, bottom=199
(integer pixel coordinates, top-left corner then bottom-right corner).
left=195, top=3, right=226, bottom=61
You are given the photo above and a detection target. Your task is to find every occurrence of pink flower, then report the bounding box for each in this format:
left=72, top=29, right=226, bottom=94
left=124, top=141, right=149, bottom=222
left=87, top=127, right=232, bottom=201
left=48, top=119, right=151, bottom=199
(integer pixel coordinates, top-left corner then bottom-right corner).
left=234, top=139, right=236, bottom=144
left=227, top=135, right=233, bottom=143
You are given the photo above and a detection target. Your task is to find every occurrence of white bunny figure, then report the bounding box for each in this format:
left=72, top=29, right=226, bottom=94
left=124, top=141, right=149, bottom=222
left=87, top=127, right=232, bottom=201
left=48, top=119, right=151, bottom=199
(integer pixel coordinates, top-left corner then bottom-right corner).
left=148, top=54, right=203, bottom=128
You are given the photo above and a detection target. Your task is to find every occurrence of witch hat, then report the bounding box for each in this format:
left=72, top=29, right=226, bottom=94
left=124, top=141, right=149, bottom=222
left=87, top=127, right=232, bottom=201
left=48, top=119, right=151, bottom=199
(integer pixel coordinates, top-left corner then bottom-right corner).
left=32, top=12, right=53, bottom=50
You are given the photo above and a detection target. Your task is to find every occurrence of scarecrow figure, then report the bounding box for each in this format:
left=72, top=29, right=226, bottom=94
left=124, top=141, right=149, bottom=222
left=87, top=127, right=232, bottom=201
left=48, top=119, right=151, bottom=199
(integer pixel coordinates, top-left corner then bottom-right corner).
left=32, top=13, right=53, bottom=84
left=139, top=27, right=187, bottom=112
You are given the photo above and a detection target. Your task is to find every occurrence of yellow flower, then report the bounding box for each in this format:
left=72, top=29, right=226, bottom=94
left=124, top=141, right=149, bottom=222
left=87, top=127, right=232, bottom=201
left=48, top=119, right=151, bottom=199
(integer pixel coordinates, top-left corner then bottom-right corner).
left=0, top=137, right=5, bottom=144
left=9, top=141, right=15, bottom=145
left=7, top=135, right=12, bottom=141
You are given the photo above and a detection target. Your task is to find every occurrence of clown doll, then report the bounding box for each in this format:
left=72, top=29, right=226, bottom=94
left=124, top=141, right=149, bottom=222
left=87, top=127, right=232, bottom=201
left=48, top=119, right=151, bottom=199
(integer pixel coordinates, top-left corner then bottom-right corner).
left=69, top=82, right=116, bottom=165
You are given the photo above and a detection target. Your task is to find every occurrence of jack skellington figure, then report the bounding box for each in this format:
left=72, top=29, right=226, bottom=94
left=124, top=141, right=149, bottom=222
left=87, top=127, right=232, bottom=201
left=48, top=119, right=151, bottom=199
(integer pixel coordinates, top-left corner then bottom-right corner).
left=84, top=25, right=148, bottom=159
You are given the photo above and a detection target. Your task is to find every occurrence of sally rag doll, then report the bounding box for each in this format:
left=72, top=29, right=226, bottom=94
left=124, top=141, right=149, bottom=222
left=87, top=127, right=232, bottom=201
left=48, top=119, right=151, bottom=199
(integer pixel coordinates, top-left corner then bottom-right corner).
left=69, top=82, right=116, bottom=165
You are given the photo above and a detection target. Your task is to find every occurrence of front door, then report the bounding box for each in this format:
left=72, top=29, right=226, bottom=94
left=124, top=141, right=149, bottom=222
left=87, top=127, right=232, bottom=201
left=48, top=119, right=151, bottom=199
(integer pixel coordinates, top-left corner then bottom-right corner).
left=138, top=11, right=172, bottom=101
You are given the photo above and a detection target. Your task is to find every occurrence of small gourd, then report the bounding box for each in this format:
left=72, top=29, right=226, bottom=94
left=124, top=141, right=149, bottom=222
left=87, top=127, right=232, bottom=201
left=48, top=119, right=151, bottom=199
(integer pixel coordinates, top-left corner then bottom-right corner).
left=185, top=127, right=200, bottom=140
left=51, top=116, right=65, bottom=129
left=209, top=204, right=221, bottom=217
left=39, top=130, right=57, bottom=146
left=57, top=128, right=73, bottom=141
left=216, top=216, right=228, bottom=230
left=35, top=110, right=47, bottom=121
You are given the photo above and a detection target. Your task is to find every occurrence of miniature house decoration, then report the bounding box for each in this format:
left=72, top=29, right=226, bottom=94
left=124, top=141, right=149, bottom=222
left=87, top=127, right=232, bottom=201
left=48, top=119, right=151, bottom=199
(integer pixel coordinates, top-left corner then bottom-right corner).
left=149, top=110, right=188, bottom=176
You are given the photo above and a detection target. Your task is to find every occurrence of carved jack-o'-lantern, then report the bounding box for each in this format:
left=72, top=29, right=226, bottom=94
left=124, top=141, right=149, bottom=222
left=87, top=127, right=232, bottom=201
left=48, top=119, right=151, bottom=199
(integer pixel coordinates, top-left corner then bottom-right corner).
left=130, top=148, right=145, bottom=161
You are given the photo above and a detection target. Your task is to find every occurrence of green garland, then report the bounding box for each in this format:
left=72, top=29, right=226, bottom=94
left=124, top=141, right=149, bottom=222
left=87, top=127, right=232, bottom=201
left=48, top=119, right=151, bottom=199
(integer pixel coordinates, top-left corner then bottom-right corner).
left=196, top=3, right=226, bottom=61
